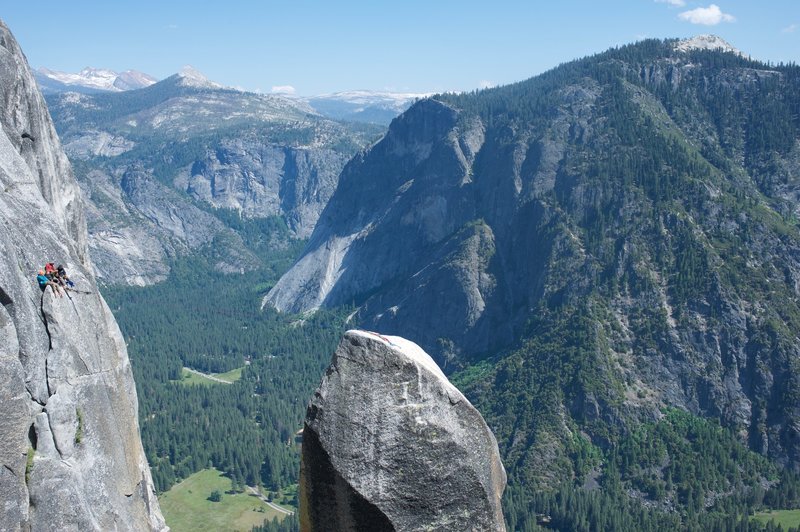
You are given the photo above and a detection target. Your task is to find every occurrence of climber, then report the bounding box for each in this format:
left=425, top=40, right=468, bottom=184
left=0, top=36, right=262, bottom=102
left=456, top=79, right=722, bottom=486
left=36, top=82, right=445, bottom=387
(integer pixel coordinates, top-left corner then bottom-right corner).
left=36, top=269, right=62, bottom=298
left=56, top=264, right=74, bottom=288
left=44, top=262, right=56, bottom=276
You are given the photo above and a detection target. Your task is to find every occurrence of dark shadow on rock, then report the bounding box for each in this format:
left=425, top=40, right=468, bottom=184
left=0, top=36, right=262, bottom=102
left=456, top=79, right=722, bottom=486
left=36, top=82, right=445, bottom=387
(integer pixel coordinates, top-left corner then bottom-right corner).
left=301, top=425, right=394, bottom=532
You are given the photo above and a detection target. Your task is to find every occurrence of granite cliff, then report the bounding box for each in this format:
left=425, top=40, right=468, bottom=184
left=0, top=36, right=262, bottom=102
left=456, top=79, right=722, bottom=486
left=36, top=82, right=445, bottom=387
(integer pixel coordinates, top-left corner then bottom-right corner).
left=0, top=19, right=165, bottom=530
left=301, top=330, right=506, bottom=531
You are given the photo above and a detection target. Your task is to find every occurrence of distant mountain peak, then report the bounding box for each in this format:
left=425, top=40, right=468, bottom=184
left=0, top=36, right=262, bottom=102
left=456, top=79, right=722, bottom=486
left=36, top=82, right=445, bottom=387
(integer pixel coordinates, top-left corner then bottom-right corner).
left=176, top=65, right=222, bottom=89
left=114, top=69, right=158, bottom=91
left=77, top=66, right=116, bottom=78
left=312, top=89, right=432, bottom=103
left=306, top=90, right=431, bottom=125
left=36, top=66, right=156, bottom=92
left=674, top=34, right=745, bottom=56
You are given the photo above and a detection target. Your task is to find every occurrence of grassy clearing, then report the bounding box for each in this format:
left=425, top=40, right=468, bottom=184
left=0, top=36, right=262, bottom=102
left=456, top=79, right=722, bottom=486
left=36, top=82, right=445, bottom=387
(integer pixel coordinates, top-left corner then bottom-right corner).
left=214, top=366, right=244, bottom=383
left=159, top=468, right=285, bottom=532
left=175, top=367, right=244, bottom=386
left=175, top=369, right=216, bottom=386
left=752, top=509, right=800, bottom=529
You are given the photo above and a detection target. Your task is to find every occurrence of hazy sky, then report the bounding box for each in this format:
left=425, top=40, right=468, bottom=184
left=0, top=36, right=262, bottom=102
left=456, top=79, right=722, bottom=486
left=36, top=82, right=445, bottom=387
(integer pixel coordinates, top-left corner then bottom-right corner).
left=3, top=1, right=798, bottom=96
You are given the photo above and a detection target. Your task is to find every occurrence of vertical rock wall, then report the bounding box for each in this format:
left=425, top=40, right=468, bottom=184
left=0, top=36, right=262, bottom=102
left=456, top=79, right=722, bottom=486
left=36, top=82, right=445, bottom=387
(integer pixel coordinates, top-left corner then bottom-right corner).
left=0, top=18, right=165, bottom=531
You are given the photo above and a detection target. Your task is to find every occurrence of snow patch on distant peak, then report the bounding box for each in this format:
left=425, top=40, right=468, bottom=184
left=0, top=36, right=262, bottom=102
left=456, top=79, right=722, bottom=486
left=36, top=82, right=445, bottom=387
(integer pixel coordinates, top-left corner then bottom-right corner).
left=37, top=66, right=157, bottom=91
left=675, top=35, right=745, bottom=57
left=38, top=66, right=117, bottom=90
left=177, top=65, right=222, bottom=89
left=115, top=70, right=157, bottom=90
left=78, top=66, right=117, bottom=79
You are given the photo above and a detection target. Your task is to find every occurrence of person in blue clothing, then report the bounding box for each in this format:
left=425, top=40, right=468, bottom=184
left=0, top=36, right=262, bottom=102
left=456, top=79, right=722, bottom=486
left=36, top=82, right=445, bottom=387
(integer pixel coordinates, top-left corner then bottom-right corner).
left=36, top=269, right=62, bottom=297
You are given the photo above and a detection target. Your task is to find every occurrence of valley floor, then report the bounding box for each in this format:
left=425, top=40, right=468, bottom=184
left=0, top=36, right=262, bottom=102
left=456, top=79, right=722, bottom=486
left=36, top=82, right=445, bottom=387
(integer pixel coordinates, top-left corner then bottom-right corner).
left=158, top=468, right=292, bottom=532
left=752, top=510, right=800, bottom=530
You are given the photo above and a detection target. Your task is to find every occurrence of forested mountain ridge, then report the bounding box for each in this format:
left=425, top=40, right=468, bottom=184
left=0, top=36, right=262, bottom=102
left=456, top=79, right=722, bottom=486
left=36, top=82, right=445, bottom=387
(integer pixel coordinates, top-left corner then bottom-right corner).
left=265, top=36, right=800, bottom=521
left=45, top=70, right=383, bottom=285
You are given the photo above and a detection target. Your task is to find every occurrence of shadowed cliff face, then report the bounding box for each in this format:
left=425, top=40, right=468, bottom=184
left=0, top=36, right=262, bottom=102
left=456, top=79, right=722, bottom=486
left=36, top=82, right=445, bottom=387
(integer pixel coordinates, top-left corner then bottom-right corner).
left=300, top=331, right=506, bottom=532
left=0, top=18, right=165, bottom=531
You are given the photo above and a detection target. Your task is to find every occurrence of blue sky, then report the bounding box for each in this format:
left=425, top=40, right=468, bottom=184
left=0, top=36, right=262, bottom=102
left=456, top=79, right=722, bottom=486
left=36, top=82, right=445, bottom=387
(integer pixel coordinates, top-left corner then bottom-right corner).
left=3, top=1, right=798, bottom=95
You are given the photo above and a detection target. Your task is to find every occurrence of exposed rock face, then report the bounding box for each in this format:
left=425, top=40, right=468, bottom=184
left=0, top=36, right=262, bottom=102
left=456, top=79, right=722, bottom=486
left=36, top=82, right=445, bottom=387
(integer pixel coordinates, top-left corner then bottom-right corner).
left=0, top=18, right=165, bottom=530
left=82, top=165, right=260, bottom=286
left=174, top=139, right=351, bottom=238
left=264, top=99, right=499, bottom=365
left=300, top=330, right=506, bottom=531
left=674, top=34, right=744, bottom=56
left=72, top=137, right=350, bottom=286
